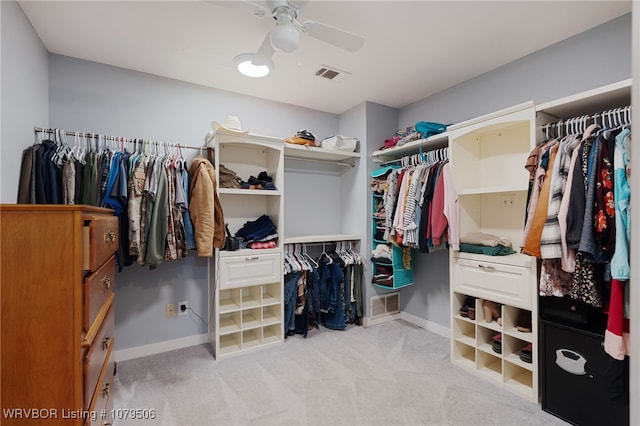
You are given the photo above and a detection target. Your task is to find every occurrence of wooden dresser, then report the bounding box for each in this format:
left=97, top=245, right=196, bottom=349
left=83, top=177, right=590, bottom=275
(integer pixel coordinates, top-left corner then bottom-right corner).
left=1, top=205, right=118, bottom=425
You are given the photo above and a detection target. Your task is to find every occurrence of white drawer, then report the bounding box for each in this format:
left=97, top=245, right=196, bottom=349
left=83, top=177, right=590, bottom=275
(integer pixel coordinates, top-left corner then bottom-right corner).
left=452, top=257, right=533, bottom=309
left=219, top=253, right=281, bottom=289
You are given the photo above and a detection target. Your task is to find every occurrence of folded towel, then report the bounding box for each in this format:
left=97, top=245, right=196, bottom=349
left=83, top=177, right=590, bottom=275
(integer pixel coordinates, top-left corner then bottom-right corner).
left=459, top=243, right=516, bottom=256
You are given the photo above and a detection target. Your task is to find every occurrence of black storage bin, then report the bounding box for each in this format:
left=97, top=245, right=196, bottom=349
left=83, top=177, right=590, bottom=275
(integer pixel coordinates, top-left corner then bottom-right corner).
left=539, top=296, right=607, bottom=331
left=541, top=320, right=629, bottom=426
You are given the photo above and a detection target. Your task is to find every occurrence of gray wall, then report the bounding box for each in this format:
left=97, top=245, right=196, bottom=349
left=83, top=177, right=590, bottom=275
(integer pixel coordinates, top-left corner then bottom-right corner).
left=0, top=1, right=49, bottom=203
left=48, top=55, right=340, bottom=350
left=397, top=13, right=633, bottom=328
left=401, top=13, right=632, bottom=127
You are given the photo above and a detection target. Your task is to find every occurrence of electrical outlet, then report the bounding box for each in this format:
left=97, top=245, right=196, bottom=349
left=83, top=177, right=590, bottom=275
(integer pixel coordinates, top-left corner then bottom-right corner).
left=166, top=303, right=176, bottom=318
left=501, top=194, right=515, bottom=208
left=178, top=301, right=189, bottom=316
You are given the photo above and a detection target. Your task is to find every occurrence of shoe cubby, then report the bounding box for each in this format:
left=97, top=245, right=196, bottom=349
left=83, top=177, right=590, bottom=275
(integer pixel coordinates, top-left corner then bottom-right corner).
left=452, top=340, right=475, bottom=369
left=262, top=305, right=280, bottom=326
left=215, top=282, right=283, bottom=359
left=476, top=325, right=500, bottom=356
left=475, top=298, right=503, bottom=332
left=262, top=324, right=282, bottom=345
left=219, top=311, right=241, bottom=335
left=503, top=362, right=534, bottom=398
left=242, top=286, right=261, bottom=309
left=242, top=328, right=261, bottom=349
left=219, top=333, right=241, bottom=356
left=219, top=289, right=241, bottom=313
left=241, top=307, right=261, bottom=330
left=476, top=351, right=502, bottom=382
left=450, top=292, right=538, bottom=403
left=262, top=282, right=281, bottom=305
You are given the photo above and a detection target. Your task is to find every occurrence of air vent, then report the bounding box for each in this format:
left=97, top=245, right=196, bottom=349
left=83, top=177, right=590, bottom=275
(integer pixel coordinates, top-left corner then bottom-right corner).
left=369, top=292, right=400, bottom=319
left=314, top=65, right=350, bottom=81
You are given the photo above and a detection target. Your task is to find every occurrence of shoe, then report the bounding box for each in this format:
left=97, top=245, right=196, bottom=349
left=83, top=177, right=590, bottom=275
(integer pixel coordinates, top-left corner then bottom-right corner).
left=257, top=171, right=273, bottom=183
left=516, top=309, right=532, bottom=333
left=483, top=300, right=501, bottom=324
left=492, top=334, right=502, bottom=354
left=459, top=296, right=476, bottom=318
left=520, top=343, right=532, bottom=363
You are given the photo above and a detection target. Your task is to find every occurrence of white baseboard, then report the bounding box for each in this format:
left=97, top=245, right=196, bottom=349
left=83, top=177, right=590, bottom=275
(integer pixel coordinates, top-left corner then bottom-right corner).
left=114, top=333, right=209, bottom=362
left=399, top=311, right=451, bottom=339
left=363, top=312, right=451, bottom=339
left=362, top=312, right=401, bottom=327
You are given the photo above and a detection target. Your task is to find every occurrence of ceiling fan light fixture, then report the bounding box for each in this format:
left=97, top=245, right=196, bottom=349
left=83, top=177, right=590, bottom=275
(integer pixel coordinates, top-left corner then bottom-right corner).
left=233, top=53, right=273, bottom=78
left=270, top=13, right=299, bottom=52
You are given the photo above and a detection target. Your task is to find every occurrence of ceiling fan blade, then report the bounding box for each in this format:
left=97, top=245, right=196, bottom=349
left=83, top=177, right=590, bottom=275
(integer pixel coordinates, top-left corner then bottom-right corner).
left=205, top=1, right=271, bottom=18
left=252, top=34, right=276, bottom=66
left=300, top=20, right=365, bottom=52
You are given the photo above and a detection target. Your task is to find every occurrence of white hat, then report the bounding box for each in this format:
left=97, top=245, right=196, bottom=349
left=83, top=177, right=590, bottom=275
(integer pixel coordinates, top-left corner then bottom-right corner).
left=212, top=115, right=249, bottom=134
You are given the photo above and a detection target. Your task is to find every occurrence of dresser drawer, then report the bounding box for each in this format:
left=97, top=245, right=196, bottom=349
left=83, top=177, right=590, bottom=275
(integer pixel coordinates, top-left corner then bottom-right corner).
left=86, top=351, right=115, bottom=426
left=452, top=257, right=532, bottom=309
left=84, top=255, right=116, bottom=333
left=84, top=304, right=115, bottom=410
left=219, top=253, right=281, bottom=289
left=83, top=215, right=119, bottom=271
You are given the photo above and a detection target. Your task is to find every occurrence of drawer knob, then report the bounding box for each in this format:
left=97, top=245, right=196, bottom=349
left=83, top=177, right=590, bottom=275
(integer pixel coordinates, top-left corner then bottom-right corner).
left=102, top=336, right=111, bottom=350
left=478, top=264, right=496, bottom=271
left=102, top=382, right=111, bottom=398
left=245, top=256, right=259, bottom=261
left=104, top=230, right=116, bottom=243
left=102, top=276, right=111, bottom=290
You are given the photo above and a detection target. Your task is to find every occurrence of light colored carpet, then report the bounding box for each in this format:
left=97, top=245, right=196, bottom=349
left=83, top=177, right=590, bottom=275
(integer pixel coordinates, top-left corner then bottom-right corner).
left=113, top=320, right=568, bottom=426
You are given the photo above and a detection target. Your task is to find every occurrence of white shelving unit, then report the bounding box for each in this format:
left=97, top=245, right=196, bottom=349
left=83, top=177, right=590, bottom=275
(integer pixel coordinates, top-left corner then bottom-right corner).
left=211, top=129, right=285, bottom=359
left=448, top=101, right=539, bottom=403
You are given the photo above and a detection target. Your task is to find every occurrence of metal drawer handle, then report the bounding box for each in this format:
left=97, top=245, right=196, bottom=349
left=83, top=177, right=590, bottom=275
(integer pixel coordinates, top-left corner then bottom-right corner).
left=478, top=264, right=496, bottom=271
left=245, top=256, right=260, bottom=261
left=104, top=230, right=116, bottom=243
left=102, top=336, right=111, bottom=351
left=102, top=276, right=111, bottom=290
left=102, top=382, right=111, bottom=398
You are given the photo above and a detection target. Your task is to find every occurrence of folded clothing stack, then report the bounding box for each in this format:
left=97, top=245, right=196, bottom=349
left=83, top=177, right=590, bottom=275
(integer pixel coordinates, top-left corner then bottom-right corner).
left=235, top=214, right=278, bottom=245
left=459, top=232, right=516, bottom=256
left=372, top=263, right=393, bottom=286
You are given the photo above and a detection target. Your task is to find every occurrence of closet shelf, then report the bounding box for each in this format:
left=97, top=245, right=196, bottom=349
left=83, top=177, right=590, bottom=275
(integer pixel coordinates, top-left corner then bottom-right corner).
left=458, top=185, right=528, bottom=195
left=372, top=132, right=449, bottom=162
left=283, top=234, right=361, bottom=244
left=218, top=188, right=282, bottom=196
left=373, top=281, right=413, bottom=291
left=284, top=144, right=360, bottom=163
left=535, top=79, right=632, bottom=118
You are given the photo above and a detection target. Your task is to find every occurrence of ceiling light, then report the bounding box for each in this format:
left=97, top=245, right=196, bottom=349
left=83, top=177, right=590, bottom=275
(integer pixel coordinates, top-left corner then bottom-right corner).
left=233, top=53, right=273, bottom=78
left=270, top=13, right=299, bottom=53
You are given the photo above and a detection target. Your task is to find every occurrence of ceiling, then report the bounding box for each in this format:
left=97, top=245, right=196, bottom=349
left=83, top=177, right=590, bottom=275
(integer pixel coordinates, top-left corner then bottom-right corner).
left=19, top=1, right=631, bottom=115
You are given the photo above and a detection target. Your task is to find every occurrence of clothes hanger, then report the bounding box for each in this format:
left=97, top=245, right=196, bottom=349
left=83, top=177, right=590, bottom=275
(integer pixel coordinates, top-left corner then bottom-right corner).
left=302, top=244, right=319, bottom=269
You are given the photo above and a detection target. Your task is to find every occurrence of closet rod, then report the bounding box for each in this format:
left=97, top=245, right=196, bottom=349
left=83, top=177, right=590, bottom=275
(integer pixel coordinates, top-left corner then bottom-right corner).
left=33, top=126, right=207, bottom=151
left=284, top=155, right=354, bottom=167
left=540, top=105, right=631, bottom=131
left=284, top=240, right=358, bottom=247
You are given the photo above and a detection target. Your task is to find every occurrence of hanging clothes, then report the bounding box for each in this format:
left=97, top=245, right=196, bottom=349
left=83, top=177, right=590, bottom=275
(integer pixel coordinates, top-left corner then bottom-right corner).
left=18, top=128, right=202, bottom=269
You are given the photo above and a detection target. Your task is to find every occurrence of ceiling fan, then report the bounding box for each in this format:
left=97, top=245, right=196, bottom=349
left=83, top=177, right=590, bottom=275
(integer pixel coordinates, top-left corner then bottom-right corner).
left=213, top=0, right=365, bottom=75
